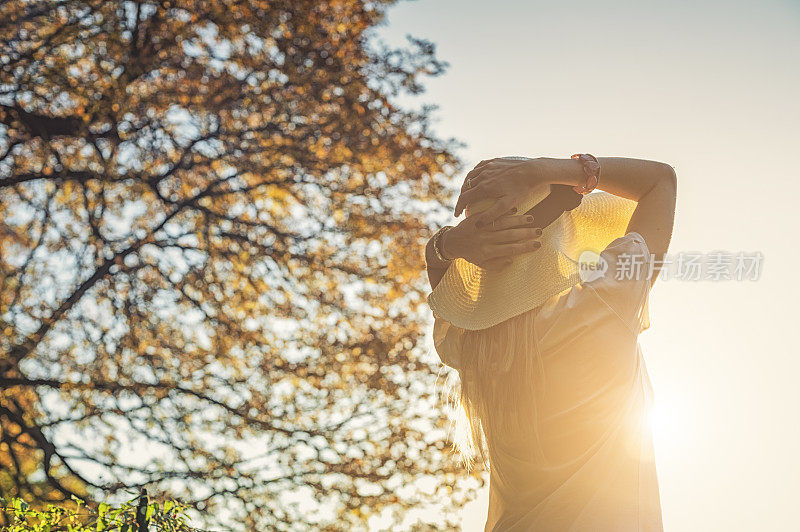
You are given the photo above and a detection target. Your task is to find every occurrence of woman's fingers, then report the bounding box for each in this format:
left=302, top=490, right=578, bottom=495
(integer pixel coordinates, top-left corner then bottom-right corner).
left=483, top=214, right=537, bottom=232
left=464, top=159, right=495, bottom=182
left=454, top=187, right=478, bottom=217
left=458, top=161, right=499, bottom=208
left=476, top=198, right=516, bottom=226
left=485, top=239, right=541, bottom=259
left=475, top=228, right=542, bottom=269
left=490, top=226, right=542, bottom=244
left=454, top=181, right=495, bottom=216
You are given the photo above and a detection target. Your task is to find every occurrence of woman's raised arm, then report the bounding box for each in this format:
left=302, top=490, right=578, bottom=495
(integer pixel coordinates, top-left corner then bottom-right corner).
left=455, top=156, right=677, bottom=286
left=533, top=157, right=677, bottom=284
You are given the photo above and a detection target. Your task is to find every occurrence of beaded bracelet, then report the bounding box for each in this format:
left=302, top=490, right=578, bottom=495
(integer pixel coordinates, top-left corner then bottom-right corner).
left=570, top=153, right=601, bottom=195
left=432, top=226, right=454, bottom=262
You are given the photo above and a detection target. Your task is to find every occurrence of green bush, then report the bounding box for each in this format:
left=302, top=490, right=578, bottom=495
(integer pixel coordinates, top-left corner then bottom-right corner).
left=0, top=493, right=199, bottom=531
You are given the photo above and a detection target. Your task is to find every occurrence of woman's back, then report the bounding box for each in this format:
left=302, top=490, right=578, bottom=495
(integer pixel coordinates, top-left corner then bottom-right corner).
left=437, top=232, right=662, bottom=531
left=426, top=155, right=676, bottom=531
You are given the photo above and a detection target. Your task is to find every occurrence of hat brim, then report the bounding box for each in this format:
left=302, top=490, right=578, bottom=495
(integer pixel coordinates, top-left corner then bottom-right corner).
left=428, top=191, right=637, bottom=330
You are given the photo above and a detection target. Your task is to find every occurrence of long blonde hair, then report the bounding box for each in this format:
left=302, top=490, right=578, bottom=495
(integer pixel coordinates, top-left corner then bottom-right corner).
left=442, top=306, right=548, bottom=469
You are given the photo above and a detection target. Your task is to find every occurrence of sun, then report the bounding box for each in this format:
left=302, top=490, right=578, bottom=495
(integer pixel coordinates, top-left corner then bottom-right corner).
left=647, top=398, right=686, bottom=456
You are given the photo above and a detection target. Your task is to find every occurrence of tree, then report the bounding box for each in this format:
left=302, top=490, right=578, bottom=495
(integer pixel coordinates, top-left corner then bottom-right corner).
left=0, top=1, right=479, bottom=529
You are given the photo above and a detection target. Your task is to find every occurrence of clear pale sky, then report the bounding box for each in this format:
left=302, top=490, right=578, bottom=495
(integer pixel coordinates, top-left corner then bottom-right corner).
left=378, top=1, right=800, bottom=530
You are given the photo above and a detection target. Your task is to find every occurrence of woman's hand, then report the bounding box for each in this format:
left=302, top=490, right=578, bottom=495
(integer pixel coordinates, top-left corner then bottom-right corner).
left=441, top=213, right=542, bottom=271
left=454, top=157, right=542, bottom=224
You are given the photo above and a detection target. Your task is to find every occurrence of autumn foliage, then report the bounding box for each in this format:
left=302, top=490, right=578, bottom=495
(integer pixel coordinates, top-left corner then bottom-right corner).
left=0, top=0, right=478, bottom=529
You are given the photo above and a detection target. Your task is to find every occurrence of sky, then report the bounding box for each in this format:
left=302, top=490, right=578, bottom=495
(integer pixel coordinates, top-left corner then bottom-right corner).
left=377, top=1, right=800, bottom=530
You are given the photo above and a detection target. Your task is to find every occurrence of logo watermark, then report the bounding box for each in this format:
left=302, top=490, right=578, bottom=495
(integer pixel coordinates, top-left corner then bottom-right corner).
left=578, top=251, right=763, bottom=282
left=577, top=250, right=608, bottom=282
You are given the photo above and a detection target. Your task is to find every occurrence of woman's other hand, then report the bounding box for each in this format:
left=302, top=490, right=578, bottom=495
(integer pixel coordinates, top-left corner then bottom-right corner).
left=441, top=213, right=542, bottom=271
left=454, top=157, right=542, bottom=224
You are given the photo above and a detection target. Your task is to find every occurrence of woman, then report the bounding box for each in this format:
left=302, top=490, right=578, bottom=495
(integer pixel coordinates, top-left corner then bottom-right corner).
left=425, top=155, right=676, bottom=531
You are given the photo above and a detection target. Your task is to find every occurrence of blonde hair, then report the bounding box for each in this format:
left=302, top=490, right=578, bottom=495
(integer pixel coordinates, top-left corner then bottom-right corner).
left=442, top=306, right=548, bottom=470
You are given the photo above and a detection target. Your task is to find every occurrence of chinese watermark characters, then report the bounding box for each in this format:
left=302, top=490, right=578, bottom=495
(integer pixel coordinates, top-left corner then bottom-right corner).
left=577, top=251, right=763, bottom=282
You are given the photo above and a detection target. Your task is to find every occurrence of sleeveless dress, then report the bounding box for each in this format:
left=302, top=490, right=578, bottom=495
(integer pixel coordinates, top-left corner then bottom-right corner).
left=433, top=232, right=663, bottom=531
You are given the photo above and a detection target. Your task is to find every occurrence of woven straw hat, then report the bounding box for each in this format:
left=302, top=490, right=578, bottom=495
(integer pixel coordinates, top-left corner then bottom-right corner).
left=427, top=175, right=638, bottom=331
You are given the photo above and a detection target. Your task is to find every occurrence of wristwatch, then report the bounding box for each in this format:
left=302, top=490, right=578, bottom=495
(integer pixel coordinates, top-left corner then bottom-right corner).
left=571, top=153, right=601, bottom=195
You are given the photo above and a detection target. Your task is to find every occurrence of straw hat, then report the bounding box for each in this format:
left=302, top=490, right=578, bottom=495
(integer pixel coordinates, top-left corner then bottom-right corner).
left=427, top=171, right=638, bottom=331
